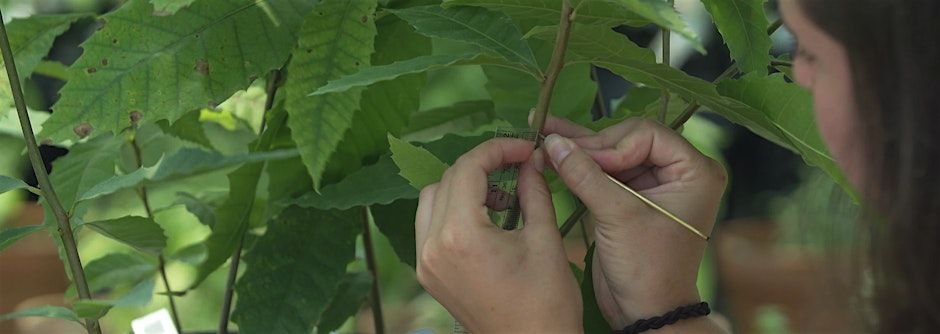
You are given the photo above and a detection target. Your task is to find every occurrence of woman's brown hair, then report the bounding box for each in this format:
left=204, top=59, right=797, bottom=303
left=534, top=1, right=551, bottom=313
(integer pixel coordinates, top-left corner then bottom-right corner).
left=795, top=0, right=940, bottom=331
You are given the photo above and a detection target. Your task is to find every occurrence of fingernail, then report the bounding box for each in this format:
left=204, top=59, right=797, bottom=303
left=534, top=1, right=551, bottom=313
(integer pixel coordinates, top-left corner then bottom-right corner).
left=545, top=134, right=573, bottom=169
left=527, top=108, right=536, bottom=126
left=532, top=148, right=545, bottom=173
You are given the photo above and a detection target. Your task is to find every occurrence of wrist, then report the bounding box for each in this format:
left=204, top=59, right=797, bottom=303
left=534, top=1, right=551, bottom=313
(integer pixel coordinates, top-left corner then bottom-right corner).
left=610, top=288, right=702, bottom=328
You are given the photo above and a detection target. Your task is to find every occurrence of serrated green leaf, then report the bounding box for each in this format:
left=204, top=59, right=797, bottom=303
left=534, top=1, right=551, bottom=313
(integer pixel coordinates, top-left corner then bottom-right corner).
left=86, top=216, right=167, bottom=255
left=605, top=0, right=704, bottom=53
left=49, top=135, right=122, bottom=210
left=285, top=0, right=378, bottom=191
left=443, top=0, right=650, bottom=27
left=324, top=15, right=430, bottom=177
left=390, top=5, right=539, bottom=71
left=311, top=53, right=477, bottom=96
left=420, top=133, right=489, bottom=163
left=109, top=279, right=156, bottom=307
left=717, top=73, right=854, bottom=197
left=73, top=301, right=112, bottom=320
left=372, top=198, right=418, bottom=268
left=173, top=191, right=217, bottom=228
left=40, top=0, right=314, bottom=142
left=0, top=14, right=87, bottom=116
left=0, top=305, right=80, bottom=324
left=33, top=60, right=71, bottom=81
left=232, top=206, right=361, bottom=334
left=190, top=162, right=263, bottom=289
left=78, top=147, right=298, bottom=203
left=0, top=225, right=43, bottom=252
left=701, top=0, right=771, bottom=74
left=526, top=25, right=655, bottom=63
left=0, top=175, right=28, bottom=195
left=82, top=253, right=157, bottom=295
left=149, top=0, right=196, bottom=15
left=287, top=155, right=418, bottom=210
left=316, top=271, right=373, bottom=333
left=403, top=100, right=497, bottom=141
left=169, top=242, right=208, bottom=265
left=157, top=109, right=213, bottom=149
left=388, top=134, right=449, bottom=190
left=581, top=244, right=613, bottom=333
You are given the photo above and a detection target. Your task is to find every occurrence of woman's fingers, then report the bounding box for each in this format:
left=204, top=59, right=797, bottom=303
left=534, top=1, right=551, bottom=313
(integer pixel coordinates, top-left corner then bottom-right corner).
left=543, top=134, right=635, bottom=218
left=447, top=138, right=534, bottom=214
left=534, top=113, right=595, bottom=138
left=516, top=158, right=558, bottom=240
left=415, top=183, right=438, bottom=256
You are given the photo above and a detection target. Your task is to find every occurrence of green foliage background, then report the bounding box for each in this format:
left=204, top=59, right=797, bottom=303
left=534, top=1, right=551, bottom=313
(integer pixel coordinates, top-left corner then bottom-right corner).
left=0, top=0, right=854, bottom=332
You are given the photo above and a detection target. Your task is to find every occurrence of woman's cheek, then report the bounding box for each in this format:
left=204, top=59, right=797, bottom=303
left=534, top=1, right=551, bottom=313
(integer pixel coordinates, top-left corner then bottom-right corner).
left=812, top=72, right=866, bottom=187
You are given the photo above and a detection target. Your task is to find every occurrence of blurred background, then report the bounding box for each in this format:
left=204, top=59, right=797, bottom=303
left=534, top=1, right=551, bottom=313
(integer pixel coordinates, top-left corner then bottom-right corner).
left=0, top=0, right=862, bottom=333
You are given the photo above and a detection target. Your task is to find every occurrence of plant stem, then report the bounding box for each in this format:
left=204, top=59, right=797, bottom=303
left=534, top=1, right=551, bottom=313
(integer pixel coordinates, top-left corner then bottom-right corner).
left=559, top=203, right=588, bottom=237
left=530, top=0, right=574, bottom=143
left=361, top=207, right=385, bottom=334
left=218, top=69, right=282, bottom=334
left=130, top=137, right=182, bottom=333
left=578, top=216, right=590, bottom=249
left=771, top=59, right=793, bottom=67
left=0, top=10, right=100, bottom=334
left=658, top=0, right=674, bottom=124
left=218, top=236, right=244, bottom=334
left=560, top=19, right=786, bottom=233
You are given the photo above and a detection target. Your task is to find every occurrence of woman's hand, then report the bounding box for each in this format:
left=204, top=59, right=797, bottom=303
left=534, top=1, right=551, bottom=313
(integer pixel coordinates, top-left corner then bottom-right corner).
left=536, top=115, right=727, bottom=331
left=415, top=138, right=583, bottom=333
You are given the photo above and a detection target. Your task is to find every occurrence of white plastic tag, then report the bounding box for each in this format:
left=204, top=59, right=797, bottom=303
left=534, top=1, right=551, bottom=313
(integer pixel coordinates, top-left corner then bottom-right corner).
left=131, top=308, right=178, bottom=334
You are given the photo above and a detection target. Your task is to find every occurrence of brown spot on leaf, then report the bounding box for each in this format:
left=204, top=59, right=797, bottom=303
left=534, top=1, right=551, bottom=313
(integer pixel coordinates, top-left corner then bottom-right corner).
left=361, top=15, right=368, bottom=23
left=86, top=67, right=97, bottom=74
left=101, top=58, right=109, bottom=66
left=74, top=123, right=93, bottom=139
left=194, top=59, right=209, bottom=75
left=129, top=110, right=143, bottom=124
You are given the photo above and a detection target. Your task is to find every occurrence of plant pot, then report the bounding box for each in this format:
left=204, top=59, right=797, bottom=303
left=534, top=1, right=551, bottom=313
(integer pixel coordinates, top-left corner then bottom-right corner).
left=714, top=218, right=858, bottom=333
left=0, top=203, right=70, bottom=334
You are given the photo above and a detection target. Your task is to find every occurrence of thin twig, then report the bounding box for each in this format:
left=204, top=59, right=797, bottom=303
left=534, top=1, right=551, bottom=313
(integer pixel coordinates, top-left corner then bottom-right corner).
left=361, top=207, right=385, bottom=334
left=130, top=137, right=182, bottom=333
left=559, top=203, right=588, bottom=237
left=218, top=69, right=282, bottom=334
left=218, top=236, right=244, bottom=334
left=0, top=9, right=100, bottom=334
left=578, top=216, right=590, bottom=249
left=658, top=0, right=674, bottom=124
left=530, top=0, right=575, bottom=145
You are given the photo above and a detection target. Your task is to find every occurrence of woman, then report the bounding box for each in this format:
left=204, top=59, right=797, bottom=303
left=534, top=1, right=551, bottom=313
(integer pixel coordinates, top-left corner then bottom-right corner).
left=413, top=0, right=940, bottom=332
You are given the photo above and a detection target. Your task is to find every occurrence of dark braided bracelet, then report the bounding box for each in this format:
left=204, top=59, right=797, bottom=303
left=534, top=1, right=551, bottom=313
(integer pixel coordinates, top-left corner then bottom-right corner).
left=615, top=302, right=711, bottom=334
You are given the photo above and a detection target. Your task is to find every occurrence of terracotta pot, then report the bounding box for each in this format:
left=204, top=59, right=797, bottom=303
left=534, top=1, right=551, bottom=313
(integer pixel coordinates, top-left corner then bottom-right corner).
left=0, top=203, right=70, bottom=334
left=715, top=218, right=859, bottom=333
